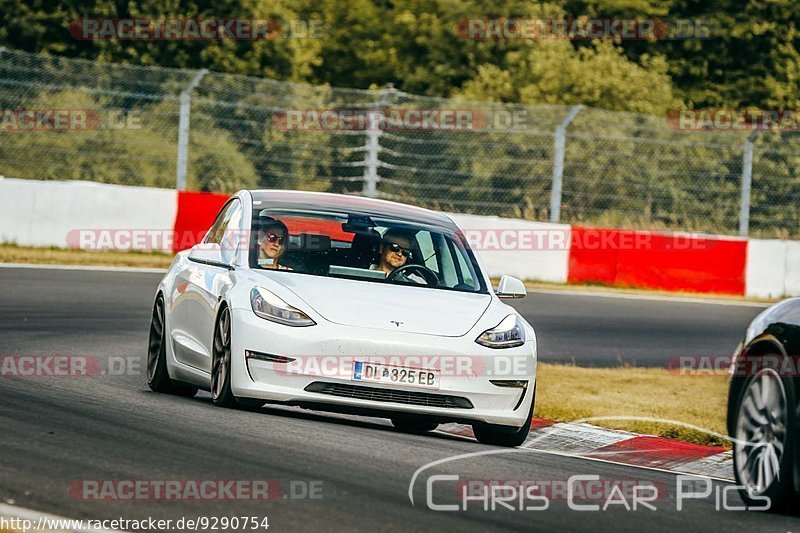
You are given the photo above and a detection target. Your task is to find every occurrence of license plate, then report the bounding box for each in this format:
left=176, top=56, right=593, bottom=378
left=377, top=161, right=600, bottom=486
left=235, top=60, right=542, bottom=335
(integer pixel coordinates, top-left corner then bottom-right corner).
left=352, top=362, right=439, bottom=389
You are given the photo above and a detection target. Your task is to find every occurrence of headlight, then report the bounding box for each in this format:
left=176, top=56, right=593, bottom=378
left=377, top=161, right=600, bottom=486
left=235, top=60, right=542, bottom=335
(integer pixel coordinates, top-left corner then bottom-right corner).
left=250, top=287, right=316, bottom=327
left=476, top=314, right=526, bottom=349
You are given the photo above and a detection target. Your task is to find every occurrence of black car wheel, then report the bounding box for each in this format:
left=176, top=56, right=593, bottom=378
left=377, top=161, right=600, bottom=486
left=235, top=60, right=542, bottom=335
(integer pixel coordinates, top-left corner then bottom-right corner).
left=211, top=306, right=264, bottom=409
left=733, top=364, right=795, bottom=511
left=211, top=306, right=238, bottom=407
left=473, top=386, right=535, bottom=447
left=146, top=294, right=197, bottom=397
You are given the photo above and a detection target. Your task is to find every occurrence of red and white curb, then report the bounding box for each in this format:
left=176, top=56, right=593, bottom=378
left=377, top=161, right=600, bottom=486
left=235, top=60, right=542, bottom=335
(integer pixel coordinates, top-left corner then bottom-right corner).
left=437, top=419, right=734, bottom=482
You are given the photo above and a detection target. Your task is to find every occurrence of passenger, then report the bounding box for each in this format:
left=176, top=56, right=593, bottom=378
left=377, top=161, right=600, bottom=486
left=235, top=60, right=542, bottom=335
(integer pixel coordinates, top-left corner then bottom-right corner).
left=257, top=217, right=292, bottom=270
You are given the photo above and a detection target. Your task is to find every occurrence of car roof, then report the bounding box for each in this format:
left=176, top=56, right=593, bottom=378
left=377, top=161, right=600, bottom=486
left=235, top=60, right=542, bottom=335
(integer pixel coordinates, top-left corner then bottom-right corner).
left=247, top=189, right=456, bottom=228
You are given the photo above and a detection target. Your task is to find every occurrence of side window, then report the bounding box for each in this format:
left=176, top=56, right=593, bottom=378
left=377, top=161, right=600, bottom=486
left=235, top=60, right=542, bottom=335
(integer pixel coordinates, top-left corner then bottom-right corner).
left=416, top=232, right=439, bottom=273
left=203, top=199, right=242, bottom=264
left=433, top=233, right=457, bottom=287
left=204, top=201, right=236, bottom=245
left=219, top=201, right=243, bottom=264
left=454, top=245, right=477, bottom=288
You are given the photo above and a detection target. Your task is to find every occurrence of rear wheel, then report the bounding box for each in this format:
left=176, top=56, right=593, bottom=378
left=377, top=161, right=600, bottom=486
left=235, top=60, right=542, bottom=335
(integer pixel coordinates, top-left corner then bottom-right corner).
left=473, top=386, right=535, bottom=447
left=146, top=295, right=197, bottom=397
left=211, top=306, right=263, bottom=409
left=391, top=416, right=439, bottom=434
left=733, top=363, right=795, bottom=511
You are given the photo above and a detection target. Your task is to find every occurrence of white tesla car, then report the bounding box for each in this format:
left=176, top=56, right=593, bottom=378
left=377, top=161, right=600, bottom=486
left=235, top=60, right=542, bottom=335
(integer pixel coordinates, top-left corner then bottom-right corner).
left=147, top=190, right=537, bottom=446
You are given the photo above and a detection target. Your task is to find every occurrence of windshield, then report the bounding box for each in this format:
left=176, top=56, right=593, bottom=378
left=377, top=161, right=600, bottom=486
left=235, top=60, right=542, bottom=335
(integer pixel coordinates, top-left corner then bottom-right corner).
left=248, top=205, right=487, bottom=294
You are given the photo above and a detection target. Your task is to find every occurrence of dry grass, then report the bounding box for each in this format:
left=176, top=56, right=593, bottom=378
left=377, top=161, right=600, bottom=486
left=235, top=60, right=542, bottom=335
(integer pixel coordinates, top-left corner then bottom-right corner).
left=536, top=363, right=730, bottom=446
left=0, top=244, right=173, bottom=268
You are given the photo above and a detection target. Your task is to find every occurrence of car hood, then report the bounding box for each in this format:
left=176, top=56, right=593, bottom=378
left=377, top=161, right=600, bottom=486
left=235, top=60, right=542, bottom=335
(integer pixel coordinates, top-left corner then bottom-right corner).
left=269, top=273, right=492, bottom=337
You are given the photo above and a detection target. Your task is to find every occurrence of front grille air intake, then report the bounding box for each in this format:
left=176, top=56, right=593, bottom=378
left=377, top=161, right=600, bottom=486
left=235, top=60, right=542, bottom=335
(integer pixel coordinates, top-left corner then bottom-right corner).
left=304, top=382, right=473, bottom=409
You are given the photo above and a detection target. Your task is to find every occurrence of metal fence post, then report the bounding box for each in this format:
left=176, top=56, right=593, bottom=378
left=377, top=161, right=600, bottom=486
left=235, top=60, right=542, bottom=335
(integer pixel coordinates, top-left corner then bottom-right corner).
left=550, top=105, right=583, bottom=223
left=175, top=69, right=208, bottom=191
left=738, top=130, right=758, bottom=236
left=362, top=85, right=394, bottom=198
left=362, top=126, right=381, bottom=198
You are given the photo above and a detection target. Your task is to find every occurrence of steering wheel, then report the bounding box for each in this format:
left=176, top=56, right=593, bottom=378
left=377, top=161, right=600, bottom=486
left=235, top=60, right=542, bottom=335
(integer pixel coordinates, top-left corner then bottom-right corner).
left=281, top=254, right=307, bottom=273
left=387, top=264, right=440, bottom=286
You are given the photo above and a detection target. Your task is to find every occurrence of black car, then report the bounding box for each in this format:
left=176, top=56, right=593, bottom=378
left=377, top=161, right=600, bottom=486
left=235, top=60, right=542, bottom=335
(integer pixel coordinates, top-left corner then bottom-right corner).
left=728, top=298, right=800, bottom=510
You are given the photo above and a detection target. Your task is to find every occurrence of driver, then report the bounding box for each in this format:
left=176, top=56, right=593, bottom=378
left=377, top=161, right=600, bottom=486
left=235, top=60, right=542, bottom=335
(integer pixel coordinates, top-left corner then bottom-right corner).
left=371, top=229, right=422, bottom=283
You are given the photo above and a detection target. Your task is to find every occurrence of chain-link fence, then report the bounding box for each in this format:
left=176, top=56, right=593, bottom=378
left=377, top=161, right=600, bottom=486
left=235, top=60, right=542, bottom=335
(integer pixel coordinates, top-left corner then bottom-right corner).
left=1, top=47, right=798, bottom=238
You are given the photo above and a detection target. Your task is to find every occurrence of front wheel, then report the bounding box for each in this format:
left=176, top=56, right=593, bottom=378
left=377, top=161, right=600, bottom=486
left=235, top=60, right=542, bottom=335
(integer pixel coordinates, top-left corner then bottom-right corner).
left=733, top=364, right=795, bottom=511
left=473, top=386, right=535, bottom=447
left=146, top=295, right=197, bottom=397
left=211, top=306, right=262, bottom=410
left=212, top=306, right=238, bottom=407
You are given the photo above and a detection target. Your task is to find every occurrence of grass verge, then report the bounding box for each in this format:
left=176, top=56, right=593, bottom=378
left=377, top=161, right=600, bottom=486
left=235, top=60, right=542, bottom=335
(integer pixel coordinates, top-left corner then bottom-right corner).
left=0, top=244, right=173, bottom=268
left=507, top=278, right=775, bottom=304
left=536, top=363, right=730, bottom=446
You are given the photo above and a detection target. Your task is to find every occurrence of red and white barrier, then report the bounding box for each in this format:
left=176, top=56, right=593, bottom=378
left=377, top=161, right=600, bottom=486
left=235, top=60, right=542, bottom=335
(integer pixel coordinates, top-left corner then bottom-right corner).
left=568, top=227, right=748, bottom=295
left=1, top=177, right=798, bottom=299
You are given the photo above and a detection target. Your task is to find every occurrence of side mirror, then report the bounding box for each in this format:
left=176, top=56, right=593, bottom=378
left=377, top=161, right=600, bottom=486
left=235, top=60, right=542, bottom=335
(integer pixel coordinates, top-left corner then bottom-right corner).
left=188, top=242, right=227, bottom=268
left=496, top=275, right=527, bottom=299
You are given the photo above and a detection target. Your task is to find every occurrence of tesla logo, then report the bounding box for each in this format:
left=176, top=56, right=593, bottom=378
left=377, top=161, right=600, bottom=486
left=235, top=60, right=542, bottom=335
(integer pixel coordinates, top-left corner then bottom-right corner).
left=390, top=321, right=403, bottom=327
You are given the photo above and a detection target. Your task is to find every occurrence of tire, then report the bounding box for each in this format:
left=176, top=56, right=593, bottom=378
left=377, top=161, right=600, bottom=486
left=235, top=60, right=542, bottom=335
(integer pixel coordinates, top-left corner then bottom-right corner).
left=391, top=416, right=439, bottom=434
left=146, top=294, right=197, bottom=397
left=236, top=398, right=266, bottom=410
left=212, top=306, right=238, bottom=407
left=733, top=360, right=795, bottom=511
left=473, top=386, right=535, bottom=447
left=211, top=306, right=261, bottom=409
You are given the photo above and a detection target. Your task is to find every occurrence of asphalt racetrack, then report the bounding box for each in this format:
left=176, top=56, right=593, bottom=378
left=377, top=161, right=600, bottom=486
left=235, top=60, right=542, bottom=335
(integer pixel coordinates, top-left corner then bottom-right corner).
left=2, top=266, right=795, bottom=532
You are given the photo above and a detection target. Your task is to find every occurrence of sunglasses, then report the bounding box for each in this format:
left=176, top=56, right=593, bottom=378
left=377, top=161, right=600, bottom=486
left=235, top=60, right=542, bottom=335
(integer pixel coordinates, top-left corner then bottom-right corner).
left=263, top=233, right=285, bottom=245
left=386, top=242, right=412, bottom=258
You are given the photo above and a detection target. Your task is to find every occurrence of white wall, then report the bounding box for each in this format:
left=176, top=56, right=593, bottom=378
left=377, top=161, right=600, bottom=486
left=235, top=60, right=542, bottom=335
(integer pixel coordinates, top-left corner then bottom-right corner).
left=746, top=239, right=800, bottom=298
left=784, top=242, right=800, bottom=297
left=446, top=212, right=571, bottom=283
left=745, top=240, right=787, bottom=299
left=0, top=177, right=178, bottom=252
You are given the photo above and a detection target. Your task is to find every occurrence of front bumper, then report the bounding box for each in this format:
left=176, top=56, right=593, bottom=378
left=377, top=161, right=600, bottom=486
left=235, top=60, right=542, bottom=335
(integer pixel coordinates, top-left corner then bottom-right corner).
left=229, top=307, right=536, bottom=427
